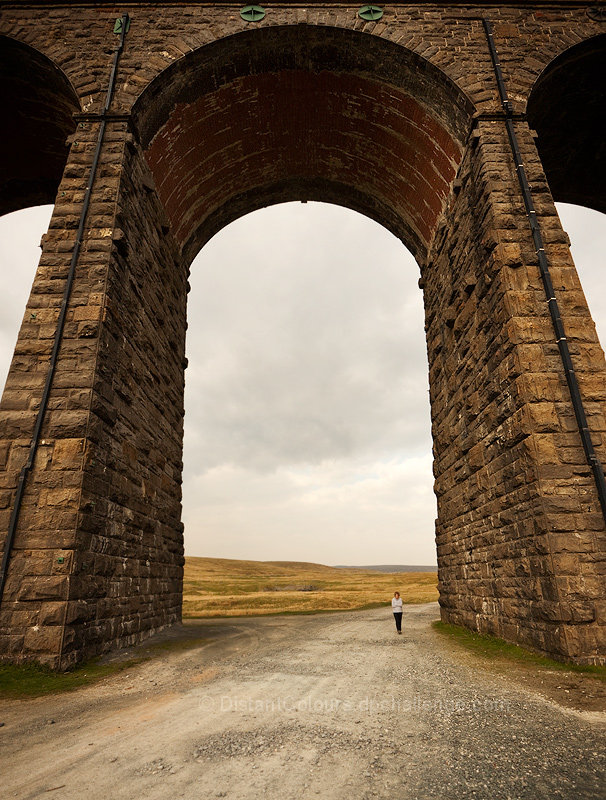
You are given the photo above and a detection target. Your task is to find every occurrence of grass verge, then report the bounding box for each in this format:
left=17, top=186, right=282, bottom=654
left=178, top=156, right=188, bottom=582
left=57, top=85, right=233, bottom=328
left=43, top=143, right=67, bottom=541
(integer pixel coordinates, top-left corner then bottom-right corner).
left=0, top=635, right=211, bottom=700
left=0, top=657, right=144, bottom=700
left=432, top=621, right=606, bottom=679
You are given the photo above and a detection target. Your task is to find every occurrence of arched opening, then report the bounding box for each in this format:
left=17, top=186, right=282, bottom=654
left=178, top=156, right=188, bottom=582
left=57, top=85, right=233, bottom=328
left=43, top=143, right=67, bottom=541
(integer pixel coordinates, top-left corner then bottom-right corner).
left=117, top=23, right=472, bottom=637
left=527, top=34, right=606, bottom=214
left=0, top=37, right=79, bottom=216
left=183, top=201, right=436, bottom=567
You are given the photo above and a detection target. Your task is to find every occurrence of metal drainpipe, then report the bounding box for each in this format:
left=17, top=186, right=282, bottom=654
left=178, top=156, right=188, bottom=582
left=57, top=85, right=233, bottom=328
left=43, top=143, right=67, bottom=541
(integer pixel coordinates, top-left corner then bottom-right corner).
left=482, top=18, right=606, bottom=524
left=0, top=14, right=131, bottom=605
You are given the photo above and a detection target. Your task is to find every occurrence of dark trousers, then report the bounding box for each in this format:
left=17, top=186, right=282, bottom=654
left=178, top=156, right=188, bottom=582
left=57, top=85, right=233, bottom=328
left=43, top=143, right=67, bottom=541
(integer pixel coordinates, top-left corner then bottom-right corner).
left=393, top=612, right=402, bottom=632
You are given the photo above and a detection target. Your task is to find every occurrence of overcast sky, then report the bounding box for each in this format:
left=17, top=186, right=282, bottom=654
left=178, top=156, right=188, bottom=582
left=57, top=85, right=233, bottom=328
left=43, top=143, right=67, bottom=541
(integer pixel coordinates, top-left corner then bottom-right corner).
left=0, top=201, right=604, bottom=565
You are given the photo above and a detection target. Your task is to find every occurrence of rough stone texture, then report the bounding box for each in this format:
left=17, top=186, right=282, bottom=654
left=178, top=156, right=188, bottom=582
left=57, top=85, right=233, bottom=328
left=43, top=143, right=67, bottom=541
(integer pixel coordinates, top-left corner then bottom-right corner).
left=0, top=1, right=604, bottom=667
left=425, top=118, right=606, bottom=663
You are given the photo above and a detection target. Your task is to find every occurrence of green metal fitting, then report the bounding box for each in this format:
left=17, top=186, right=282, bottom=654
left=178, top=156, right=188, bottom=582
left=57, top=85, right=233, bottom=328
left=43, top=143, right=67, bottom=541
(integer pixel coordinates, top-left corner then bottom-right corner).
left=113, top=17, right=131, bottom=34
left=358, top=5, right=384, bottom=21
left=240, top=5, right=266, bottom=22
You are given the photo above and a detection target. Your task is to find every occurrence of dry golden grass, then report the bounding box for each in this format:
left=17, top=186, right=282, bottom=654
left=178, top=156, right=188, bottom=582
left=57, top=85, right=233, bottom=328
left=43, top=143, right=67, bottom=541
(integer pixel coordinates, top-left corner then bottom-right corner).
left=183, top=557, right=438, bottom=618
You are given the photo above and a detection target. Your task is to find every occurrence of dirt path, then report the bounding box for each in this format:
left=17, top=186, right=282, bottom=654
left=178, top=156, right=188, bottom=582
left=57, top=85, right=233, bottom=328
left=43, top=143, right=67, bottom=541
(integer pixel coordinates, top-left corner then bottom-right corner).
left=1, top=603, right=604, bottom=800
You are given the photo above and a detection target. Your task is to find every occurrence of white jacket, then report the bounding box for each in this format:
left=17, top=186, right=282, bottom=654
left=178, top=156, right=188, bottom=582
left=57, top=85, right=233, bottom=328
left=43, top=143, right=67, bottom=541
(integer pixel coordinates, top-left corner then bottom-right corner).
left=391, top=597, right=403, bottom=613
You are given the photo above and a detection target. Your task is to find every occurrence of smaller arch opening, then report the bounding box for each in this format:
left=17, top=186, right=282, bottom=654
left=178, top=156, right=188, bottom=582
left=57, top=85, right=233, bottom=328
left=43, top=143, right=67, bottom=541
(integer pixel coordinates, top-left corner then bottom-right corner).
left=0, top=37, right=79, bottom=217
left=527, top=34, right=606, bottom=214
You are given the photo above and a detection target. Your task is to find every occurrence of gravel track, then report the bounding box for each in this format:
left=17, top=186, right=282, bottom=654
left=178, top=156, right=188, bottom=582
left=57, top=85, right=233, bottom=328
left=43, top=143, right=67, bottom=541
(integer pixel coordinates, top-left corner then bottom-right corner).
left=1, top=603, right=604, bottom=799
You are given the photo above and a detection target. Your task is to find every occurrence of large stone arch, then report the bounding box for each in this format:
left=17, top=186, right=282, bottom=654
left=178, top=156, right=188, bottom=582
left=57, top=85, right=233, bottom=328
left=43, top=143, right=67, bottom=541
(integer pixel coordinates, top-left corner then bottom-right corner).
left=526, top=33, right=606, bottom=214
left=0, top=14, right=604, bottom=669
left=131, top=24, right=474, bottom=265
left=0, top=35, right=80, bottom=216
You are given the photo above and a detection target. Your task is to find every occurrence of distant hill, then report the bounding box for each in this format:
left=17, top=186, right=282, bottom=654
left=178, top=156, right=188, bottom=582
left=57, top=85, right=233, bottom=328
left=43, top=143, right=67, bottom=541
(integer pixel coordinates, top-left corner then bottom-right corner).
left=335, top=564, right=438, bottom=573
left=186, top=557, right=354, bottom=576
left=185, top=557, right=437, bottom=576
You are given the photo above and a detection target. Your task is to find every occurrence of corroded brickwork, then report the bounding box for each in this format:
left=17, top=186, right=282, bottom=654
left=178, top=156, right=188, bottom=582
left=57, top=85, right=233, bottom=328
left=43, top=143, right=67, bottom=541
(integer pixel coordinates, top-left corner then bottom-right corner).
left=0, top=2, right=604, bottom=667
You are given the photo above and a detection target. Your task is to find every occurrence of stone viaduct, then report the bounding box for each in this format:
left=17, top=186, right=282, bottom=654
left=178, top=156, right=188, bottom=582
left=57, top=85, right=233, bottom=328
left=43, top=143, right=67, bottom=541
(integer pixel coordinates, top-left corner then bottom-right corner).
left=0, top=0, right=604, bottom=668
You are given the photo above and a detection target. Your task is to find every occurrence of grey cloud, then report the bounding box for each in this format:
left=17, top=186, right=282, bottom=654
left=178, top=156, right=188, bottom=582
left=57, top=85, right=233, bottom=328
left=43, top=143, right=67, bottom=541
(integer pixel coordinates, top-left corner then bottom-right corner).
left=184, top=202, right=431, bottom=474
left=182, top=456, right=437, bottom=563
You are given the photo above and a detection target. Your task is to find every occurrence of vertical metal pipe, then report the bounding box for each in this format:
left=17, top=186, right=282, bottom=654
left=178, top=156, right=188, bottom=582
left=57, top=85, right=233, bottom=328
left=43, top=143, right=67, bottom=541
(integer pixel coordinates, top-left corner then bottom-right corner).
left=0, top=15, right=131, bottom=604
left=482, top=18, right=606, bottom=523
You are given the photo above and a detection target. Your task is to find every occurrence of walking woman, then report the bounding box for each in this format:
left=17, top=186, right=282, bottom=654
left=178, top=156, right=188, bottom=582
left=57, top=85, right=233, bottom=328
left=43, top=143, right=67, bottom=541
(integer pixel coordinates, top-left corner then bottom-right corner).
left=391, top=591, right=403, bottom=634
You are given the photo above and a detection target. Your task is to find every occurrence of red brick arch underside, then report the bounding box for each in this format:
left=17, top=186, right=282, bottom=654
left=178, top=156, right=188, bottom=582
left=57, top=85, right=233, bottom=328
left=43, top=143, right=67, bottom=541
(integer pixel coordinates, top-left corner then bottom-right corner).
left=133, top=25, right=474, bottom=265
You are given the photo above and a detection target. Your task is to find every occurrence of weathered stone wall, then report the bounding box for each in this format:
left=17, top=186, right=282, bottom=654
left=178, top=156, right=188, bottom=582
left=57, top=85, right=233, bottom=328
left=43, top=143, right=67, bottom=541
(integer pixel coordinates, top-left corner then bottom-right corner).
left=65, top=129, right=187, bottom=664
left=0, top=2, right=604, bottom=666
left=2, top=3, right=604, bottom=119
left=425, top=118, right=606, bottom=662
left=0, top=114, right=187, bottom=666
left=0, top=118, right=131, bottom=661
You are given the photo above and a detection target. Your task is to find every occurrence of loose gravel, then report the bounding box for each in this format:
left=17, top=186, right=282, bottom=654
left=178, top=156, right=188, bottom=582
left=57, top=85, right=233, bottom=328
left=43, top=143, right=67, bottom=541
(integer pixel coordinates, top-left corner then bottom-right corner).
left=1, top=603, right=604, bottom=799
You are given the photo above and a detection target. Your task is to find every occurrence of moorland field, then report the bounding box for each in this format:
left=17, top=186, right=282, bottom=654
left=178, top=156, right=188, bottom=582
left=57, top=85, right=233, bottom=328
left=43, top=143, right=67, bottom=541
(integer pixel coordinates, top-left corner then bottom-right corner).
left=183, top=557, right=438, bottom=617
